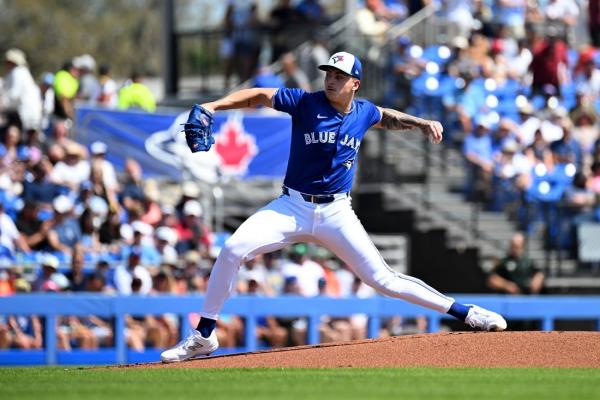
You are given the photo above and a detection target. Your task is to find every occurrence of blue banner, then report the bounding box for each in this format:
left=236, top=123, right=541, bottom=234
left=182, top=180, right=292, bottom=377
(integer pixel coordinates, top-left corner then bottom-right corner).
left=75, top=107, right=292, bottom=182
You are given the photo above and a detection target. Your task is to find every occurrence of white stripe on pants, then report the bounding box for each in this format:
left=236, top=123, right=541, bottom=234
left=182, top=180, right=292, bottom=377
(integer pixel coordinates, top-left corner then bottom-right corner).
left=200, top=192, right=454, bottom=320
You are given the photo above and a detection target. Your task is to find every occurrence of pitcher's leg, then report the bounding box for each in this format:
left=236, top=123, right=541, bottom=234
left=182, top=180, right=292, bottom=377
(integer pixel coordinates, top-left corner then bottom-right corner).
left=201, top=197, right=304, bottom=319
left=316, top=201, right=454, bottom=313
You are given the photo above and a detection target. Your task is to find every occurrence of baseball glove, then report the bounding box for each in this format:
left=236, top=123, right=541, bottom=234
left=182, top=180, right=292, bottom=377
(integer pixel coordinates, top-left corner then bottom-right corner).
left=182, top=104, right=215, bottom=152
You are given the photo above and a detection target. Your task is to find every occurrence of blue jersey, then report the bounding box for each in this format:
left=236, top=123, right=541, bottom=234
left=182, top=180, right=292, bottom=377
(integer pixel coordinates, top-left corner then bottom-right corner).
left=273, top=88, right=381, bottom=195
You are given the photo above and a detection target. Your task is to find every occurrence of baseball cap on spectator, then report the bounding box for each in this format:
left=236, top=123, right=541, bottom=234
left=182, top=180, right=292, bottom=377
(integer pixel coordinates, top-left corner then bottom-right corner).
left=161, top=204, right=175, bottom=215
left=518, top=102, right=534, bottom=115
left=182, top=181, right=200, bottom=198
left=5, top=48, right=27, bottom=66
left=184, top=250, right=201, bottom=265
left=90, top=141, right=107, bottom=156
left=155, top=226, right=176, bottom=245
left=318, top=52, right=362, bottom=80
left=474, top=115, right=492, bottom=130
left=551, top=106, right=568, bottom=118
left=90, top=196, right=109, bottom=216
left=501, top=140, right=519, bottom=154
left=52, top=195, right=73, bottom=214
left=162, top=253, right=180, bottom=268
left=14, top=278, right=31, bottom=293
left=246, top=270, right=263, bottom=284
left=183, top=200, right=203, bottom=217
left=131, top=220, right=153, bottom=236
left=64, top=143, right=83, bottom=158
left=42, top=72, right=54, bottom=86
left=144, top=181, right=161, bottom=202
left=156, top=226, right=170, bottom=241
left=397, top=35, right=411, bottom=47
left=72, top=56, right=83, bottom=69
left=77, top=54, right=96, bottom=71
left=451, top=36, right=469, bottom=50
left=41, top=253, right=59, bottom=270
left=120, top=224, right=133, bottom=241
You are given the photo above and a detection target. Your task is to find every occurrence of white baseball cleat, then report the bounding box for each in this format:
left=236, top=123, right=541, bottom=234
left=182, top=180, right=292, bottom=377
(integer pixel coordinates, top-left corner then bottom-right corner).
left=465, top=305, right=507, bottom=331
left=160, top=330, right=219, bottom=363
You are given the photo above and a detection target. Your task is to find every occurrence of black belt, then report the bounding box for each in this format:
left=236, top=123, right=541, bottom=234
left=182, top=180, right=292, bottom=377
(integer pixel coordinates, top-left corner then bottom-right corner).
left=282, top=186, right=342, bottom=204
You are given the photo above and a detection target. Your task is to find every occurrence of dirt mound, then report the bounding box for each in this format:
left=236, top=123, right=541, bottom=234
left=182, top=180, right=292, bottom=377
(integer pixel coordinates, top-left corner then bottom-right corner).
left=136, top=331, right=600, bottom=369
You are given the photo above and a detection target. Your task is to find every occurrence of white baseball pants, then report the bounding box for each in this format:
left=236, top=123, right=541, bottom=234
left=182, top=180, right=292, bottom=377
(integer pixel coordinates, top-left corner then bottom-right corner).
left=200, top=188, right=455, bottom=320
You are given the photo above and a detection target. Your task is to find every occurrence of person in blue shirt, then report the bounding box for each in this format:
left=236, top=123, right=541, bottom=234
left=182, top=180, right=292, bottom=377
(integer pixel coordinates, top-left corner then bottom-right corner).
left=462, top=116, right=494, bottom=202
left=161, top=51, right=507, bottom=362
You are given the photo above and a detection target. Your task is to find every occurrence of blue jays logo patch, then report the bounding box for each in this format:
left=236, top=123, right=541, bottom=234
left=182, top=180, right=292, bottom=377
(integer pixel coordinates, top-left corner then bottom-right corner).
left=342, top=158, right=355, bottom=169
left=332, top=55, right=344, bottom=64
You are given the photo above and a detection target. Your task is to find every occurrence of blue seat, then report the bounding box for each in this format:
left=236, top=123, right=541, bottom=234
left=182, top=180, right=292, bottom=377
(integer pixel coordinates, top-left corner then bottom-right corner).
left=530, top=95, right=546, bottom=110
left=495, top=79, right=520, bottom=100
left=421, top=45, right=452, bottom=65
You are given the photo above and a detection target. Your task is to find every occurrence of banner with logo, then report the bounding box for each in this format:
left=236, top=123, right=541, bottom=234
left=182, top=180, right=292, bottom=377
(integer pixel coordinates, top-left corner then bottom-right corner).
left=75, top=107, right=292, bottom=183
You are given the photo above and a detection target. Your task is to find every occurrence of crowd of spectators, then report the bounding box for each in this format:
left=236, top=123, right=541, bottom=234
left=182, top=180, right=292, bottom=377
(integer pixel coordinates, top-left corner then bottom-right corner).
left=219, top=0, right=333, bottom=89
left=387, top=1, right=600, bottom=258
left=0, top=41, right=410, bottom=352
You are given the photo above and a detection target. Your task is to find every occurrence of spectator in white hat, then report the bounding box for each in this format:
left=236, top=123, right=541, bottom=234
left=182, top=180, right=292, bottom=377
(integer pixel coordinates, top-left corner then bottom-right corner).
left=74, top=54, right=100, bottom=104
left=174, top=200, right=213, bottom=255
left=155, top=226, right=178, bottom=263
left=31, top=253, right=66, bottom=292
left=48, top=195, right=81, bottom=256
left=50, top=142, right=90, bottom=193
left=89, top=141, right=119, bottom=192
left=1, top=48, right=43, bottom=131
left=175, top=181, right=200, bottom=218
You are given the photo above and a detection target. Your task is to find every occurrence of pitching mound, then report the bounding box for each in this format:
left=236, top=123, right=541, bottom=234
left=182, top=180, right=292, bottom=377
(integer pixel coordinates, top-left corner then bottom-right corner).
left=135, top=331, right=600, bottom=369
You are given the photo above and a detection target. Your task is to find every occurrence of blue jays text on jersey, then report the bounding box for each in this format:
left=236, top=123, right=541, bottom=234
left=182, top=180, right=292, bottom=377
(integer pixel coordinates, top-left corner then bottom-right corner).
left=273, top=88, right=381, bottom=195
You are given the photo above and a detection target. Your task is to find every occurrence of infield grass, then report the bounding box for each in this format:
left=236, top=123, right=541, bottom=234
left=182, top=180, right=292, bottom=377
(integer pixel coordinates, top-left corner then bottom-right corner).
left=1, top=367, right=599, bottom=400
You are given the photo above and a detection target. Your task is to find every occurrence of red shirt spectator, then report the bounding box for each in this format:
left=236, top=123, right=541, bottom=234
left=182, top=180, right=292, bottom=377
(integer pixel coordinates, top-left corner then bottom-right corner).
left=173, top=200, right=212, bottom=255
left=529, top=37, right=568, bottom=94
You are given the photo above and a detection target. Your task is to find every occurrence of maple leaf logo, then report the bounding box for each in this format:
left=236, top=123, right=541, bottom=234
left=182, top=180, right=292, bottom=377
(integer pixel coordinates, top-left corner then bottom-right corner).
left=332, top=55, right=344, bottom=64
left=214, top=115, right=257, bottom=176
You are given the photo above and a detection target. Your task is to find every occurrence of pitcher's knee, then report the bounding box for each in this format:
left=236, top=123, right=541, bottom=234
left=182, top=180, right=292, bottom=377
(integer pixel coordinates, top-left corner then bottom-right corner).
left=218, top=238, right=248, bottom=265
left=367, top=270, right=409, bottom=296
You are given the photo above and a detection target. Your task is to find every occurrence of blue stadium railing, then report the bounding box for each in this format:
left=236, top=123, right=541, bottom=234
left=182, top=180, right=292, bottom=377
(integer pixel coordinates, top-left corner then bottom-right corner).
left=1, top=294, right=599, bottom=365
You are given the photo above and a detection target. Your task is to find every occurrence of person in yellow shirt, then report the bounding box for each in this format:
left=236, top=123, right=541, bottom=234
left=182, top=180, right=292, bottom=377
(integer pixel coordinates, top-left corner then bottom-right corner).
left=118, top=71, right=156, bottom=112
left=53, top=60, right=80, bottom=120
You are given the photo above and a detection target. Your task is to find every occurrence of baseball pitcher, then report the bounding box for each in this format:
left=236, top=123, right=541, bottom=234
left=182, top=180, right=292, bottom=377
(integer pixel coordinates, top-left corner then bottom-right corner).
left=161, top=52, right=507, bottom=363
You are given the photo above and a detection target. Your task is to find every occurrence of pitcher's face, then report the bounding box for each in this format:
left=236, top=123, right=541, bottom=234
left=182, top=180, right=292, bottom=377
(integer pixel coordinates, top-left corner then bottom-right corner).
left=323, top=69, right=360, bottom=103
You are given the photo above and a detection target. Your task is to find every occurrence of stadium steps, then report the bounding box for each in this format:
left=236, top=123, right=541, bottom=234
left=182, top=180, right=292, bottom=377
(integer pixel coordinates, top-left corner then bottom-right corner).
left=364, top=128, right=580, bottom=278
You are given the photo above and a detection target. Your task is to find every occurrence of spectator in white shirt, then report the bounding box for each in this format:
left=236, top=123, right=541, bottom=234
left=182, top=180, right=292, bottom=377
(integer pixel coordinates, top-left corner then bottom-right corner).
left=89, top=141, right=118, bottom=190
left=0, top=48, right=42, bottom=131
left=113, top=247, right=153, bottom=295
left=97, top=64, right=118, bottom=108
left=0, top=203, right=30, bottom=261
left=50, top=142, right=90, bottom=193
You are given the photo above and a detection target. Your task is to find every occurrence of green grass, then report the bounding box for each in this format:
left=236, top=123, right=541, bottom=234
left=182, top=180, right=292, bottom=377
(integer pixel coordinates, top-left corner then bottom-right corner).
left=1, top=367, right=599, bottom=400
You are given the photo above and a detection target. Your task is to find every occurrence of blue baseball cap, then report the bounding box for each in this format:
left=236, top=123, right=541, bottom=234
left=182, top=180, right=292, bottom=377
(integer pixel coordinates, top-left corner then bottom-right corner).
left=318, top=51, right=362, bottom=80
left=397, top=35, right=411, bottom=47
